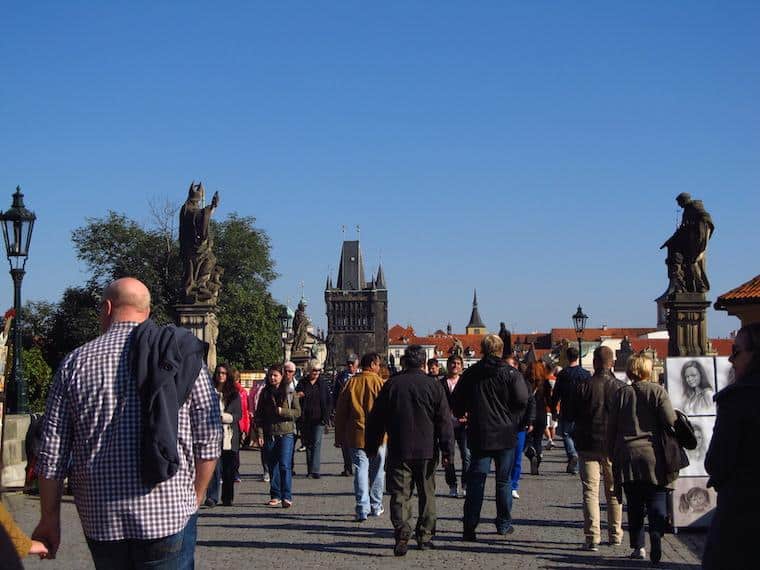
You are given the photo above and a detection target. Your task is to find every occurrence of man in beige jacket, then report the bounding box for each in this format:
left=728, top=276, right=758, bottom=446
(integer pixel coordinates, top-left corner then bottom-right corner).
left=334, top=352, right=387, bottom=521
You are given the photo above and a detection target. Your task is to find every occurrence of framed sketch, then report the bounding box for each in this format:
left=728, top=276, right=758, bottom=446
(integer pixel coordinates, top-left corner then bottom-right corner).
left=673, top=477, right=716, bottom=528
left=680, top=416, right=714, bottom=477
left=715, top=357, right=733, bottom=393
left=665, top=357, right=716, bottom=416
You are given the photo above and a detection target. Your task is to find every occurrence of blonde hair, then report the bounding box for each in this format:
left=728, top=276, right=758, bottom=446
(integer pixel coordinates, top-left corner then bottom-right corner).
left=481, top=334, right=504, bottom=357
left=626, top=354, right=653, bottom=382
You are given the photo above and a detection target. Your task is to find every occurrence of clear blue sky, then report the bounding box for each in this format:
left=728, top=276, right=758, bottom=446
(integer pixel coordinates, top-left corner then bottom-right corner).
left=1, top=2, right=758, bottom=338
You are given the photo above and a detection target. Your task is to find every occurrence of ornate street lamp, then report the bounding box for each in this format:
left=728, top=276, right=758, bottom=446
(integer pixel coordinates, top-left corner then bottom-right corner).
left=1, top=187, right=36, bottom=414
left=572, top=305, right=589, bottom=369
left=278, top=305, right=290, bottom=363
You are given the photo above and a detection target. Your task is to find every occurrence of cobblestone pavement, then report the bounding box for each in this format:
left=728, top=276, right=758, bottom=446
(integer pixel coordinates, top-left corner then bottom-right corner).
left=8, top=434, right=704, bottom=569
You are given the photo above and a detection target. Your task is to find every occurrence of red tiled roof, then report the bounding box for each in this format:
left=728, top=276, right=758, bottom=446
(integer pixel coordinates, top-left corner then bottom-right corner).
left=710, top=339, right=733, bottom=357
left=715, top=273, right=760, bottom=308
left=389, top=324, right=416, bottom=342
left=389, top=331, right=487, bottom=358
left=551, top=328, right=659, bottom=342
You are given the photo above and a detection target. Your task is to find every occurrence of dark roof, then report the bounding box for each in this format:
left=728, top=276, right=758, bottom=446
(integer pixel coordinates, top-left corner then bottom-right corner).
left=336, top=240, right=366, bottom=291
left=466, top=290, right=486, bottom=329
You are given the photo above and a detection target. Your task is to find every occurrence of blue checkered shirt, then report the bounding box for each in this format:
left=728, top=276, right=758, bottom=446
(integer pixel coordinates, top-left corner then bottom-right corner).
left=36, top=321, right=222, bottom=541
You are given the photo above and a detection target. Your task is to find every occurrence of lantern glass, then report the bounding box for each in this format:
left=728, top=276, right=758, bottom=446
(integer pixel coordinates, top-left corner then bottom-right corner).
left=572, top=305, right=588, bottom=336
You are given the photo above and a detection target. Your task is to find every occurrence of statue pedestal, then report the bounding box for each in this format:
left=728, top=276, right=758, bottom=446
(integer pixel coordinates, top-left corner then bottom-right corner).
left=175, top=304, right=219, bottom=372
left=1, top=414, right=31, bottom=488
left=290, top=349, right=312, bottom=372
left=665, top=292, right=713, bottom=357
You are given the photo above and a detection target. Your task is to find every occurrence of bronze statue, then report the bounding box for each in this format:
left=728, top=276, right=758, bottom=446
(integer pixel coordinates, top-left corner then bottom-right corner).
left=291, top=299, right=309, bottom=353
left=661, top=193, right=714, bottom=293
left=179, top=182, right=221, bottom=304
left=498, top=322, right=512, bottom=358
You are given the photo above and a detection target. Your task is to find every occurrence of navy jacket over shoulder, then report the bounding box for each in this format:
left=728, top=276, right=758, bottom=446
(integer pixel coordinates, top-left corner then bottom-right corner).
left=131, top=319, right=206, bottom=487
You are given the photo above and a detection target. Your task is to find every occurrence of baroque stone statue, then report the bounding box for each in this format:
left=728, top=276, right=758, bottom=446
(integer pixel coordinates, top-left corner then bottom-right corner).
left=498, top=322, right=512, bottom=358
left=660, top=193, right=715, bottom=294
left=179, top=182, right=221, bottom=304
left=451, top=338, right=464, bottom=359
left=291, top=299, right=310, bottom=353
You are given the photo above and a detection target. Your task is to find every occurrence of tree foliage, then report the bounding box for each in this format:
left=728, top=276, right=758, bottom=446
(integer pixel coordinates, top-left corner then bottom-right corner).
left=35, top=206, right=282, bottom=371
left=23, top=346, right=53, bottom=413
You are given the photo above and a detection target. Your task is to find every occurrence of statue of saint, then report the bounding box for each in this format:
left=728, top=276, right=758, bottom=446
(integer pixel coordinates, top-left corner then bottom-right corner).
left=451, top=338, right=464, bottom=359
left=660, top=193, right=715, bottom=293
left=179, top=182, right=220, bottom=304
left=291, top=299, right=309, bottom=353
left=498, top=322, right=512, bottom=358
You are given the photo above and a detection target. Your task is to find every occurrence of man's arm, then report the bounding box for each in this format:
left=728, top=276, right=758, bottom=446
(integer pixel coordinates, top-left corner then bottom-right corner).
left=189, top=366, right=222, bottom=505
left=193, top=458, right=218, bottom=507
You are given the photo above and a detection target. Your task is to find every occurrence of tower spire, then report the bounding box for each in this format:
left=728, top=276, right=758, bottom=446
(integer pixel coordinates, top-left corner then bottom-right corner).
left=466, top=288, right=486, bottom=333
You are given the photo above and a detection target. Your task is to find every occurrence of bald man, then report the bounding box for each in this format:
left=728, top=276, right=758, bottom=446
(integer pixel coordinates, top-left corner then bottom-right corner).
left=33, top=277, right=222, bottom=568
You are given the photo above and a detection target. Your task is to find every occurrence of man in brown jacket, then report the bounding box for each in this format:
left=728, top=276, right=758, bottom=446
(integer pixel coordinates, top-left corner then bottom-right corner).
left=334, top=352, right=387, bottom=522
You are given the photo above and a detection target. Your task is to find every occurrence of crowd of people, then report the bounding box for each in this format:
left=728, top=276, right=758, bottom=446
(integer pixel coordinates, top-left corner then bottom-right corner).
left=1, top=276, right=758, bottom=569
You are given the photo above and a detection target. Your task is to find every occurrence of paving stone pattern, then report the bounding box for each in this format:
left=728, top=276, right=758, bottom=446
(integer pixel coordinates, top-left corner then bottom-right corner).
left=8, top=433, right=704, bottom=569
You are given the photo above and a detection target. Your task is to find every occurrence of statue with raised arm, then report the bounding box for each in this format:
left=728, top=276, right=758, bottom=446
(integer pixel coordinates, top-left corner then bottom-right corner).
left=660, top=193, right=715, bottom=293
left=179, top=182, right=221, bottom=304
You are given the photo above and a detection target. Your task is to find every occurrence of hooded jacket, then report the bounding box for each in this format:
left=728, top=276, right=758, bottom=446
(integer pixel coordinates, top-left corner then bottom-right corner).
left=451, top=356, right=530, bottom=451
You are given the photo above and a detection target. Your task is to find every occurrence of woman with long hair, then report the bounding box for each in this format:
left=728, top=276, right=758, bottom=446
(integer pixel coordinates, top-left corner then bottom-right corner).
left=255, top=364, right=301, bottom=508
left=608, top=354, right=678, bottom=563
left=216, top=364, right=242, bottom=506
left=524, top=361, right=549, bottom=475
left=680, top=360, right=714, bottom=415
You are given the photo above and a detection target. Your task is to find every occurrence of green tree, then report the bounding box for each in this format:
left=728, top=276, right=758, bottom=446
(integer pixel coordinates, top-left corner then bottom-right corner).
left=23, top=346, right=53, bottom=413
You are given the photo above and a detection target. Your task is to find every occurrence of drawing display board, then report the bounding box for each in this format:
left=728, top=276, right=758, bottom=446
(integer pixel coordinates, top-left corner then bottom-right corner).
left=673, top=477, right=716, bottom=528
left=665, top=357, right=716, bottom=416
left=715, top=357, right=733, bottom=392
left=681, top=416, right=713, bottom=477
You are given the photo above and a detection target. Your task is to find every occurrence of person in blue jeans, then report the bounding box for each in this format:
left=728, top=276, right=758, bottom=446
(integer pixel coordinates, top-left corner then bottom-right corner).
left=507, top=356, right=535, bottom=499
left=255, top=364, right=302, bottom=508
left=551, top=346, right=590, bottom=475
left=296, top=360, right=332, bottom=479
left=452, top=335, right=529, bottom=540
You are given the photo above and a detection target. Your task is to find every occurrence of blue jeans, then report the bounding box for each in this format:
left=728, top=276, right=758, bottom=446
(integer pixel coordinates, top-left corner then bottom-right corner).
left=205, top=459, right=222, bottom=504
left=302, top=422, right=324, bottom=475
left=444, top=423, right=471, bottom=489
left=351, top=446, right=386, bottom=516
left=510, top=431, right=527, bottom=491
left=178, top=512, right=198, bottom=569
left=558, top=418, right=578, bottom=459
left=265, top=433, right=295, bottom=501
left=464, top=447, right=516, bottom=534
left=87, top=522, right=187, bottom=569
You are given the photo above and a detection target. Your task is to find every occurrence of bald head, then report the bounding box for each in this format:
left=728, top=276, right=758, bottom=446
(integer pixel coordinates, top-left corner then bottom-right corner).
left=100, top=278, right=151, bottom=330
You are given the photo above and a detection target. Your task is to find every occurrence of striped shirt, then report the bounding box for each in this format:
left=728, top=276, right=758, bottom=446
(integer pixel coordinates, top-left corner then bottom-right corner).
left=36, top=321, right=222, bottom=541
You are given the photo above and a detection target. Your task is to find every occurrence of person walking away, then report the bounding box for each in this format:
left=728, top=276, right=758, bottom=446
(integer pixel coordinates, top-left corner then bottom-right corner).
left=440, top=354, right=470, bottom=498
left=334, top=352, right=387, bottom=521
left=524, top=361, right=550, bottom=475
left=703, top=323, right=760, bottom=570
left=216, top=366, right=242, bottom=506
left=233, top=369, right=249, bottom=477
left=545, top=366, right=560, bottom=449
left=366, top=345, right=453, bottom=556
left=510, top=361, right=536, bottom=499
left=551, top=347, right=591, bottom=474
left=32, top=278, right=221, bottom=568
left=565, top=345, right=623, bottom=551
left=333, top=355, right=360, bottom=475
left=452, top=334, right=529, bottom=541
left=255, top=364, right=301, bottom=508
left=607, top=353, right=678, bottom=563
left=295, top=359, right=331, bottom=479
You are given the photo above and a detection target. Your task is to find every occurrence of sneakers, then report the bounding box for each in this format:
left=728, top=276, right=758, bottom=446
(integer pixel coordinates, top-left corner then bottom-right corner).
left=234, top=475, right=241, bottom=483
left=650, top=532, right=662, bottom=564
left=355, top=513, right=368, bottom=522
left=203, top=498, right=217, bottom=508
left=511, top=490, right=520, bottom=499
left=266, top=498, right=281, bottom=507
left=496, top=525, right=515, bottom=536
left=566, top=455, right=579, bottom=474
left=262, top=473, right=270, bottom=482
left=630, top=547, right=646, bottom=559
left=546, top=440, right=555, bottom=450
left=282, top=499, right=292, bottom=509
left=297, top=445, right=307, bottom=452
left=530, top=455, right=540, bottom=475
left=582, top=541, right=599, bottom=552
left=370, top=506, right=385, bottom=517
left=394, top=538, right=409, bottom=557
left=449, top=486, right=459, bottom=498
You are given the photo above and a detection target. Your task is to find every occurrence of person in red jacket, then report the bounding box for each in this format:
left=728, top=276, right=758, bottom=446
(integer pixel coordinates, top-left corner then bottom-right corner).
left=233, top=369, right=249, bottom=483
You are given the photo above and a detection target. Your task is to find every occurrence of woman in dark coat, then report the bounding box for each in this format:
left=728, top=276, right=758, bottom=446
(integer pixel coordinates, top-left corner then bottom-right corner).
left=703, top=323, right=760, bottom=570
left=217, top=364, right=242, bottom=506
left=607, top=354, right=677, bottom=564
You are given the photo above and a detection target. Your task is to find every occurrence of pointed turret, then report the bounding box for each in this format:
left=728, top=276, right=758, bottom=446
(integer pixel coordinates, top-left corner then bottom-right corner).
left=375, top=263, right=387, bottom=289
left=465, top=289, right=486, bottom=334
left=325, top=274, right=333, bottom=290
left=336, top=240, right=366, bottom=291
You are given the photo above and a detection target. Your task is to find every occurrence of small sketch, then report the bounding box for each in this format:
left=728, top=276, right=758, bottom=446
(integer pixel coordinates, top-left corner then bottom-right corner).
left=715, top=357, right=733, bottom=393
left=666, top=357, right=716, bottom=416
left=681, top=416, right=714, bottom=477
left=673, top=477, right=716, bottom=528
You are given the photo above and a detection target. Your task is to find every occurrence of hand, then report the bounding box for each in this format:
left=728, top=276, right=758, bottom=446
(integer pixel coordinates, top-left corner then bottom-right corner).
left=258, top=437, right=264, bottom=447
left=30, top=540, right=49, bottom=558
left=457, top=417, right=468, bottom=424
left=527, top=425, right=534, bottom=433
left=441, top=455, right=451, bottom=467
left=31, top=517, right=60, bottom=560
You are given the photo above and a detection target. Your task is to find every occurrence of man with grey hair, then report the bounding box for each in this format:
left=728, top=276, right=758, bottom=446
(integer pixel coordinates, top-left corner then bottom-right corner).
left=366, top=345, right=453, bottom=556
left=452, top=334, right=529, bottom=541
left=295, top=359, right=331, bottom=478
left=32, top=277, right=221, bottom=567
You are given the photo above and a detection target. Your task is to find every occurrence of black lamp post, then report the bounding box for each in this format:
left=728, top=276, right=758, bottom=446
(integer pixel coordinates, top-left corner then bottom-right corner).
left=1, top=187, right=36, bottom=414
left=572, top=305, right=589, bottom=369
left=278, top=305, right=292, bottom=363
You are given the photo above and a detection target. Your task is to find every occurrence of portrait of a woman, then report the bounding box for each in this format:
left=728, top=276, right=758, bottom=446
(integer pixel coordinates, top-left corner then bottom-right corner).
left=681, top=360, right=714, bottom=415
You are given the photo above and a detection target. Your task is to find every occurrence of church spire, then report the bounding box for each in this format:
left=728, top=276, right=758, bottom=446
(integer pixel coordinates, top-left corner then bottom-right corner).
left=466, top=289, right=486, bottom=334
left=375, top=263, right=386, bottom=289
